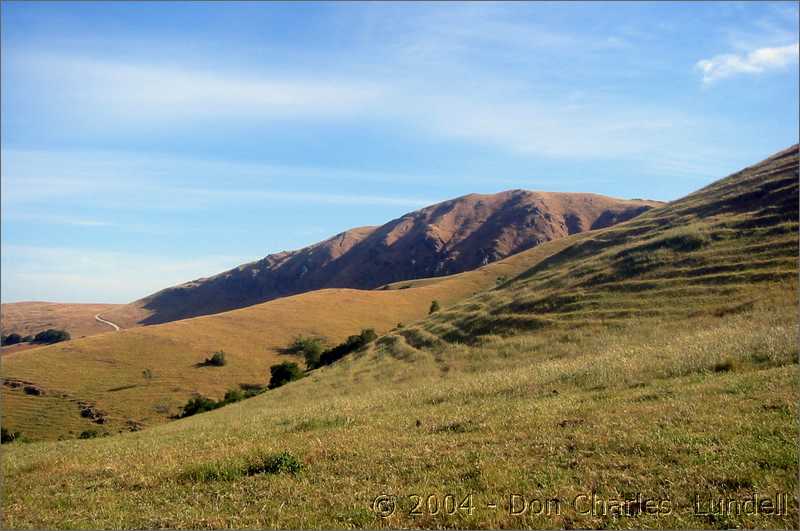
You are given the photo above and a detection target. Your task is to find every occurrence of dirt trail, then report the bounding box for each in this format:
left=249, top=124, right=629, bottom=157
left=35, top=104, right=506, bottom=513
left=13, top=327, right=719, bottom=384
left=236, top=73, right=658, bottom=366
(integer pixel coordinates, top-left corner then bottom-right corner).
left=94, top=314, right=120, bottom=331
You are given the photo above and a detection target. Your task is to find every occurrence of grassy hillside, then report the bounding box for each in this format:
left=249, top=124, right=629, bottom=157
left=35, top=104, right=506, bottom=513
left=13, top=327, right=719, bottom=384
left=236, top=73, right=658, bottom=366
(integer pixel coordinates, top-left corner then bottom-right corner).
left=0, top=236, right=576, bottom=441
left=2, top=146, right=797, bottom=529
left=0, top=302, right=122, bottom=339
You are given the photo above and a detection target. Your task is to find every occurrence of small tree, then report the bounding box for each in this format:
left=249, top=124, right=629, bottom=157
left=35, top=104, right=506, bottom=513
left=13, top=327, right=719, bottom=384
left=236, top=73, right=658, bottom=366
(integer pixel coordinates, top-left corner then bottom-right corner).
left=317, top=328, right=379, bottom=367
left=222, top=388, right=245, bottom=404
left=359, top=328, right=377, bottom=343
left=179, top=395, right=218, bottom=418
left=286, top=336, right=325, bottom=369
left=204, top=350, right=227, bottom=367
left=429, top=300, right=441, bottom=314
left=32, top=329, right=70, bottom=344
left=269, top=362, right=304, bottom=389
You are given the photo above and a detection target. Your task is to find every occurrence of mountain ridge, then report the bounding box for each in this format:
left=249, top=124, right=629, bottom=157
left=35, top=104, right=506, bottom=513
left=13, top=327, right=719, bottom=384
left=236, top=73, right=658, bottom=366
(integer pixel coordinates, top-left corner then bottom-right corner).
left=106, top=189, right=660, bottom=326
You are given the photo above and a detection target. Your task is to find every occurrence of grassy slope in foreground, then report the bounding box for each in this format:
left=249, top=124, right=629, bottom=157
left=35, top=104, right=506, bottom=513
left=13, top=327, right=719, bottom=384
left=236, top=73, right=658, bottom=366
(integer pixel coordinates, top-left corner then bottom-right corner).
left=2, top=145, right=798, bottom=529
left=0, top=236, right=574, bottom=441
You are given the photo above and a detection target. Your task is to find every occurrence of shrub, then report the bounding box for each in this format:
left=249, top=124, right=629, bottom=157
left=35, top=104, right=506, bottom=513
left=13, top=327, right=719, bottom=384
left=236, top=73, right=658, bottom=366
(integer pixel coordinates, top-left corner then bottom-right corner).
left=32, top=329, right=70, bottom=344
left=1, top=333, right=22, bottom=346
left=222, top=388, right=244, bottom=403
left=1, top=427, right=20, bottom=444
left=317, top=328, right=378, bottom=367
left=177, top=385, right=267, bottom=419
left=206, top=350, right=227, bottom=367
left=269, top=362, right=304, bottom=389
left=21, top=335, right=33, bottom=343
left=285, top=336, right=326, bottom=369
left=203, top=350, right=227, bottom=367
left=142, top=368, right=154, bottom=381
left=429, top=300, right=441, bottom=314
left=180, top=395, right=219, bottom=418
left=79, top=429, right=100, bottom=439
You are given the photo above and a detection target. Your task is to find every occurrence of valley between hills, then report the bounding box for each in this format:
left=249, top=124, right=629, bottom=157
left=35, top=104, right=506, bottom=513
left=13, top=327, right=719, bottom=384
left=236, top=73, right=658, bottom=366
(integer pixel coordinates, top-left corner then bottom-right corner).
left=1, top=145, right=797, bottom=529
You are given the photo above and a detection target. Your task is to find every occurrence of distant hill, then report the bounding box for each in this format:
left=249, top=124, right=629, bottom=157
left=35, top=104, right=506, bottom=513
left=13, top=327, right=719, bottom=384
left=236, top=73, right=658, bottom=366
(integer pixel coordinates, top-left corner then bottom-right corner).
left=107, top=191, right=659, bottom=326
left=0, top=302, right=122, bottom=340
left=0, top=231, right=576, bottom=440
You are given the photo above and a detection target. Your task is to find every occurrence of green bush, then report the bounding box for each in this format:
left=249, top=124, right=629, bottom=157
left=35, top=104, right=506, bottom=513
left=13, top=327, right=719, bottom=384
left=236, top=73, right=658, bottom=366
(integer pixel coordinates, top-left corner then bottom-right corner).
left=429, top=300, right=441, bottom=314
left=203, top=350, right=227, bottom=367
left=269, top=361, right=304, bottom=389
left=79, top=429, right=101, bottom=439
left=285, top=336, right=326, bottom=369
left=177, top=384, right=266, bottom=419
left=32, top=329, right=70, bottom=344
left=317, top=329, right=377, bottom=367
left=179, top=395, right=219, bottom=418
left=1, top=333, right=22, bottom=346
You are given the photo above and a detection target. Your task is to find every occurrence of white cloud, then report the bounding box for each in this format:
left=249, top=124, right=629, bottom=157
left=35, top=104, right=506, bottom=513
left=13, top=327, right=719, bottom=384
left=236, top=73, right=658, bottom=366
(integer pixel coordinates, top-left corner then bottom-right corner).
left=0, top=148, right=438, bottom=210
left=15, top=53, right=383, bottom=122
left=2, top=212, right=113, bottom=227
left=696, top=43, right=799, bottom=84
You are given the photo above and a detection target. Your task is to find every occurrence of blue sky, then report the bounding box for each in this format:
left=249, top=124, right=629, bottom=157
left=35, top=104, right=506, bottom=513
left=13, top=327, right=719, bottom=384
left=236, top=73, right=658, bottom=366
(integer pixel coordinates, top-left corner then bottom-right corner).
left=2, top=1, right=798, bottom=303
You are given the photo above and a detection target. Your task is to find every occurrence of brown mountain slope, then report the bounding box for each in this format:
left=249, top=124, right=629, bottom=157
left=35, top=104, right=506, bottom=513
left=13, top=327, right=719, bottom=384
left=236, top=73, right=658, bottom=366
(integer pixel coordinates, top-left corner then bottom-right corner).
left=105, top=190, right=660, bottom=326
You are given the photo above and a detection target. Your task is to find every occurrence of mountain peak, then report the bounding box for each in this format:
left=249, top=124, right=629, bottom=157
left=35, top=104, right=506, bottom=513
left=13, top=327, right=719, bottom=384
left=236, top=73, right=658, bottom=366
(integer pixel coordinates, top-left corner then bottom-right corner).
left=105, top=190, right=660, bottom=326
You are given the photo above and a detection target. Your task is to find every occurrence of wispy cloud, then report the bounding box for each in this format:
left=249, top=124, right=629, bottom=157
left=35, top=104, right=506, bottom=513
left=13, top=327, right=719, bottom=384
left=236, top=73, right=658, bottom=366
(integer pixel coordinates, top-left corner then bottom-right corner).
left=0, top=245, right=250, bottom=303
left=696, top=42, right=799, bottom=84
left=7, top=12, right=696, bottom=164
left=1, top=148, right=439, bottom=210
left=15, top=54, right=383, bottom=122
left=3, top=212, right=113, bottom=227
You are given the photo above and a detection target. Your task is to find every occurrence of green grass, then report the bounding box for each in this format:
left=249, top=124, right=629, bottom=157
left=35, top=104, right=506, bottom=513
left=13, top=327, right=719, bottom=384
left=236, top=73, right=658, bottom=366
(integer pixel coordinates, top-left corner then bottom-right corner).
left=1, top=249, right=562, bottom=441
left=2, top=303, right=796, bottom=529
left=1, top=145, right=798, bottom=529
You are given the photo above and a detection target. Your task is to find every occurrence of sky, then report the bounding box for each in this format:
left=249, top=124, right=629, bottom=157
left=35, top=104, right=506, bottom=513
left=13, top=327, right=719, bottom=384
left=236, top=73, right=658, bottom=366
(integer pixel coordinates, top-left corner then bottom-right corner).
left=1, top=1, right=798, bottom=303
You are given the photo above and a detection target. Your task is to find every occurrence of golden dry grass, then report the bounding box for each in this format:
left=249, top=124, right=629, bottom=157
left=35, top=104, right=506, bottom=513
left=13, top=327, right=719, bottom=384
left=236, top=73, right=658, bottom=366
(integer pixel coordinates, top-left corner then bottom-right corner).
left=1, top=146, right=797, bottom=529
left=1, top=294, right=796, bottom=529
left=1, top=302, right=122, bottom=339
left=0, top=235, right=577, bottom=440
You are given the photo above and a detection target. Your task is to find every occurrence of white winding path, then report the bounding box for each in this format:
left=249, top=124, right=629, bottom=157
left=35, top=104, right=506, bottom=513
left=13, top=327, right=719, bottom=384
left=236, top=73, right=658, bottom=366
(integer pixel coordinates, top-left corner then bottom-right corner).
left=94, top=314, right=121, bottom=332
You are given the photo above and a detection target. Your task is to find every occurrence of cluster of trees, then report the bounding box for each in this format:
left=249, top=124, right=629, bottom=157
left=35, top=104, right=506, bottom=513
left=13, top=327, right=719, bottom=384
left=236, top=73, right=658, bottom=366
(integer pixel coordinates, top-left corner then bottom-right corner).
left=268, top=361, right=304, bottom=389
left=179, top=327, right=380, bottom=419
left=1, top=329, right=70, bottom=346
left=1, top=333, right=27, bottom=346
left=33, top=329, right=71, bottom=344
left=290, top=328, right=377, bottom=370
